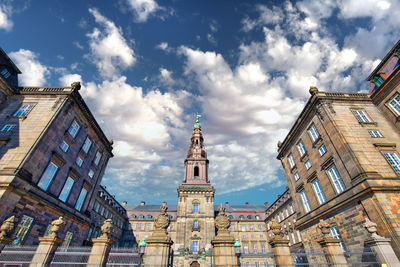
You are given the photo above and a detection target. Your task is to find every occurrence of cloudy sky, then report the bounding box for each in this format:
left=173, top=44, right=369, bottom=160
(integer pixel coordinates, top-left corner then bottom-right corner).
left=1, top=0, right=399, bottom=206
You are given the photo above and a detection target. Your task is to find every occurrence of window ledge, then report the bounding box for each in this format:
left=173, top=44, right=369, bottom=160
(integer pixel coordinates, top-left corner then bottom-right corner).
left=312, top=136, right=323, bottom=148
left=300, top=153, right=308, bottom=162
left=373, top=143, right=396, bottom=149
left=359, top=121, right=377, bottom=127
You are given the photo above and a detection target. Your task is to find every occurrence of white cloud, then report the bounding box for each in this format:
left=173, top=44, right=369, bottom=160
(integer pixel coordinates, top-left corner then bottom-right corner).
left=159, top=68, right=175, bottom=85
left=87, top=8, right=136, bottom=79
left=156, top=42, right=172, bottom=53
left=9, top=49, right=49, bottom=86
left=126, top=0, right=160, bottom=22
left=242, top=5, right=283, bottom=32
left=0, top=4, right=13, bottom=31
left=59, top=73, right=82, bottom=87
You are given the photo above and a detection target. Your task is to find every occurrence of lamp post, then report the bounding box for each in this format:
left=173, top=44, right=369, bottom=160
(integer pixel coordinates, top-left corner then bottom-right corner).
left=138, top=237, right=146, bottom=267
left=234, top=238, right=241, bottom=267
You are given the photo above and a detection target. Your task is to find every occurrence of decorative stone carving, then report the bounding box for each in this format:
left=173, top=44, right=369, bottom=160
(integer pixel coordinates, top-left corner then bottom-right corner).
left=101, top=219, right=113, bottom=238
left=154, top=203, right=170, bottom=231
left=215, top=204, right=230, bottom=234
left=277, top=141, right=282, bottom=148
left=318, top=219, right=331, bottom=239
left=270, top=219, right=282, bottom=240
left=0, top=216, right=16, bottom=239
left=364, top=217, right=381, bottom=238
left=309, top=86, right=319, bottom=95
left=71, top=81, right=81, bottom=91
left=50, top=216, right=66, bottom=238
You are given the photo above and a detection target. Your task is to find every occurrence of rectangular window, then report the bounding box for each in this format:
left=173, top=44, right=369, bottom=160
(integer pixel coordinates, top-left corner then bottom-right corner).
left=327, top=165, right=346, bottom=193
left=145, top=224, right=150, bottom=231
left=253, top=243, right=258, bottom=254
left=75, top=188, right=88, bottom=211
left=13, top=104, right=34, bottom=117
left=1, top=68, right=11, bottom=78
left=75, top=156, right=84, bottom=167
left=369, top=130, right=383, bottom=138
left=289, top=205, right=294, bottom=214
left=300, top=190, right=311, bottom=212
left=241, top=225, right=246, bottom=231
left=383, top=152, right=400, bottom=175
left=94, top=201, right=100, bottom=213
left=294, top=172, right=300, bottom=181
left=61, top=232, right=73, bottom=251
left=193, top=204, right=199, bottom=213
left=1, top=124, right=16, bottom=132
left=291, top=232, right=296, bottom=244
left=329, top=226, right=345, bottom=251
left=261, top=243, right=266, bottom=253
left=37, top=162, right=59, bottom=191
left=12, top=215, right=34, bottom=246
left=136, top=224, right=141, bottom=230
left=94, top=151, right=102, bottom=165
left=60, top=141, right=69, bottom=152
left=313, top=179, right=326, bottom=204
left=192, top=241, right=199, bottom=252
left=68, top=120, right=80, bottom=138
left=297, top=141, right=307, bottom=156
left=88, top=169, right=95, bottom=178
left=296, top=230, right=302, bottom=242
left=388, top=93, right=400, bottom=115
left=305, top=160, right=312, bottom=170
left=308, top=124, right=320, bottom=142
left=249, top=225, right=254, bottom=231
left=82, top=137, right=92, bottom=153
left=59, top=177, right=75, bottom=202
left=318, top=144, right=327, bottom=156
left=353, top=110, right=371, bottom=123
left=243, top=243, right=249, bottom=254
left=288, top=154, right=295, bottom=169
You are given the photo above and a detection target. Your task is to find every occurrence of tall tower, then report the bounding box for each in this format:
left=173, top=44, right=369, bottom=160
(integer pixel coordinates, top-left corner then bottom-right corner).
left=175, top=115, right=215, bottom=263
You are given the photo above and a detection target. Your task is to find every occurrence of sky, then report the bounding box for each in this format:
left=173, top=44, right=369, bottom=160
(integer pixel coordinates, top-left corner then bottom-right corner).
left=1, top=0, right=399, bottom=206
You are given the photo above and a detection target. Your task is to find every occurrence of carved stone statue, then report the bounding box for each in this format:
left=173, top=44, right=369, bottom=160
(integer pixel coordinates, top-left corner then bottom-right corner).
left=71, top=81, right=81, bottom=91
left=50, top=216, right=66, bottom=237
left=0, top=216, right=16, bottom=239
left=309, top=86, right=319, bottom=95
left=101, top=219, right=113, bottom=238
left=364, top=217, right=381, bottom=238
left=215, top=204, right=230, bottom=235
left=154, top=203, right=170, bottom=231
left=270, top=219, right=282, bottom=240
left=318, top=219, right=331, bottom=239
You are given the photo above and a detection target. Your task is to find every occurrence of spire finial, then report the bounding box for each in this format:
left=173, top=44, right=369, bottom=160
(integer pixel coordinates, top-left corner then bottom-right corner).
left=194, top=114, right=202, bottom=129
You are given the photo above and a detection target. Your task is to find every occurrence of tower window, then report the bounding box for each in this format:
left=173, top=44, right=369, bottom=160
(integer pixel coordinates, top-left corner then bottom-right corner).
left=193, top=204, right=199, bottom=213
left=193, top=220, right=199, bottom=229
left=194, top=166, right=199, bottom=178
left=196, top=139, right=198, bottom=145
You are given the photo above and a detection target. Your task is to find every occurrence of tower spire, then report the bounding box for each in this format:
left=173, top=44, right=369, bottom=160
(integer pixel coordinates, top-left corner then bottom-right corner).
left=183, top=115, right=210, bottom=185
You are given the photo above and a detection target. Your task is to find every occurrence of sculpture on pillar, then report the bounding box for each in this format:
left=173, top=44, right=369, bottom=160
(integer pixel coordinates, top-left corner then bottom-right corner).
left=0, top=216, right=16, bottom=239
left=270, top=219, right=283, bottom=240
left=71, top=81, right=81, bottom=91
left=49, top=217, right=66, bottom=238
left=364, top=217, right=381, bottom=239
left=215, top=204, right=230, bottom=236
left=154, top=203, right=170, bottom=232
left=100, top=219, right=113, bottom=239
left=318, top=219, right=331, bottom=239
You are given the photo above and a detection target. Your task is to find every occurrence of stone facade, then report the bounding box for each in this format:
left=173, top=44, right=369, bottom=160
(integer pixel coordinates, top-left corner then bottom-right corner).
left=0, top=48, right=113, bottom=247
left=277, top=40, right=400, bottom=258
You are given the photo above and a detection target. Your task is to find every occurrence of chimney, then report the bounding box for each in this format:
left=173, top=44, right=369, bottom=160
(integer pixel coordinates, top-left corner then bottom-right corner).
left=264, top=202, right=269, bottom=207
left=162, top=201, right=167, bottom=205
left=122, top=201, right=127, bottom=206
left=225, top=202, right=229, bottom=206
left=140, top=201, right=145, bottom=206
left=245, top=202, right=250, bottom=206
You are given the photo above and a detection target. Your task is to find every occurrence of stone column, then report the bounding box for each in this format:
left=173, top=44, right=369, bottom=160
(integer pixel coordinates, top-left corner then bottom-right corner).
left=30, top=217, right=66, bottom=267
left=317, top=220, right=347, bottom=267
left=364, top=218, right=400, bottom=267
left=143, top=203, right=173, bottom=267
left=0, top=216, right=17, bottom=253
left=268, top=220, right=293, bottom=267
left=211, top=204, right=237, bottom=267
left=87, top=219, right=114, bottom=267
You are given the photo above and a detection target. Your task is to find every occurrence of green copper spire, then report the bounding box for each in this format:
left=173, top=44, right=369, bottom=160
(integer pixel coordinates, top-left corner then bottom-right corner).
left=194, top=114, right=201, bottom=129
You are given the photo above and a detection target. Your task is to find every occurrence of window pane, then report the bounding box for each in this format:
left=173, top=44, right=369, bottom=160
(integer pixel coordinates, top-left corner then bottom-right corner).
left=327, top=166, right=346, bottom=193
left=88, top=169, right=95, bottom=178
left=1, top=124, right=16, bottom=132
left=13, top=104, right=33, bottom=117
left=313, top=179, right=326, bottom=204
left=288, top=154, right=295, bottom=168
left=12, top=215, right=34, bottom=246
left=61, top=232, right=73, bottom=251
left=76, top=156, right=83, bottom=167
left=300, top=191, right=311, bottom=212
left=82, top=137, right=92, bottom=153
left=68, top=120, right=80, bottom=138
left=384, top=152, right=400, bottom=175
left=297, top=141, right=307, bottom=156
left=369, top=130, right=383, bottom=138
left=353, top=110, right=371, bottom=123
left=59, top=177, right=75, bottom=202
left=308, top=124, right=320, bottom=142
left=193, top=204, right=199, bottom=213
left=60, top=141, right=69, bottom=152
left=94, top=151, right=102, bottom=165
left=37, top=162, right=58, bottom=191
left=75, top=188, right=88, bottom=211
left=389, top=93, right=400, bottom=115
left=318, top=144, right=327, bottom=156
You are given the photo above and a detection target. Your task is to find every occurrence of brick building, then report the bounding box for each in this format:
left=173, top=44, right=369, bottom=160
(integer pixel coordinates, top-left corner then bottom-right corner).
left=277, top=40, right=400, bottom=258
left=0, top=48, right=113, bottom=246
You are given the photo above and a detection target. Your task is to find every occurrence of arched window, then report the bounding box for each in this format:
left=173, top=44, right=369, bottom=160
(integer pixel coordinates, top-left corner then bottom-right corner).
left=196, top=139, right=199, bottom=145
left=255, top=215, right=260, bottom=220
left=247, top=215, right=252, bottom=220
left=147, top=215, right=153, bottom=220
left=139, top=215, right=144, bottom=219
left=239, top=215, right=244, bottom=220
left=132, top=215, right=137, bottom=219
left=228, top=215, right=233, bottom=220
left=193, top=220, right=199, bottom=229
left=194, top=166, right=199, bottom=178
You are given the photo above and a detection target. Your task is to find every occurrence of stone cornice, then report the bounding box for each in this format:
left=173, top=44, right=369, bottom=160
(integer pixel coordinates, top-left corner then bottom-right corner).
left=277, top=91, right=371, bottom=159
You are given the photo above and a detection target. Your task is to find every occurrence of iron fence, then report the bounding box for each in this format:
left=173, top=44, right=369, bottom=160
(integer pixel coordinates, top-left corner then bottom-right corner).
left=0, top=246, right=37, bottom=267
left=50, top=246, right=91, bottom=266
left=106, top=247, right=141, bottom=266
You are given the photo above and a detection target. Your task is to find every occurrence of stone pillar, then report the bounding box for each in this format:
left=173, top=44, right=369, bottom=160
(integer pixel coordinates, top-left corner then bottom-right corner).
left=268, top=220, right=293, bottom=267
left=143, top=203, right=173, bottom=267
left=211, top=204, right=237, bottom=267
left=0, top=216, right=17, bottom=253
left=30, top=217, right=66, bottom=267
left=317, top=220, right=347, bottom=267
left=364, top=218, right=400, bottom=267
left=87, top=219, right=114, bottom=267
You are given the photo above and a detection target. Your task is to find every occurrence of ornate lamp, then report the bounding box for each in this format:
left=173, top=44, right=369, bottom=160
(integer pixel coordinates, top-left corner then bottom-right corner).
left=139, top=237, right=146, bottom=254
left=234, top=238, right=241, bottom=266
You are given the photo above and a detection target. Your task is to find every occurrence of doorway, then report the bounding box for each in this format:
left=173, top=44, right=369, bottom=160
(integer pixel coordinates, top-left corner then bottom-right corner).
left=190, top=261, right=200, bottom=267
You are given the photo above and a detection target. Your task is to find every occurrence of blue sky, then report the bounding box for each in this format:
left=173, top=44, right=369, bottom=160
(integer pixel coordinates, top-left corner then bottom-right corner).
left=1, top=0, right=399, bottom=206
